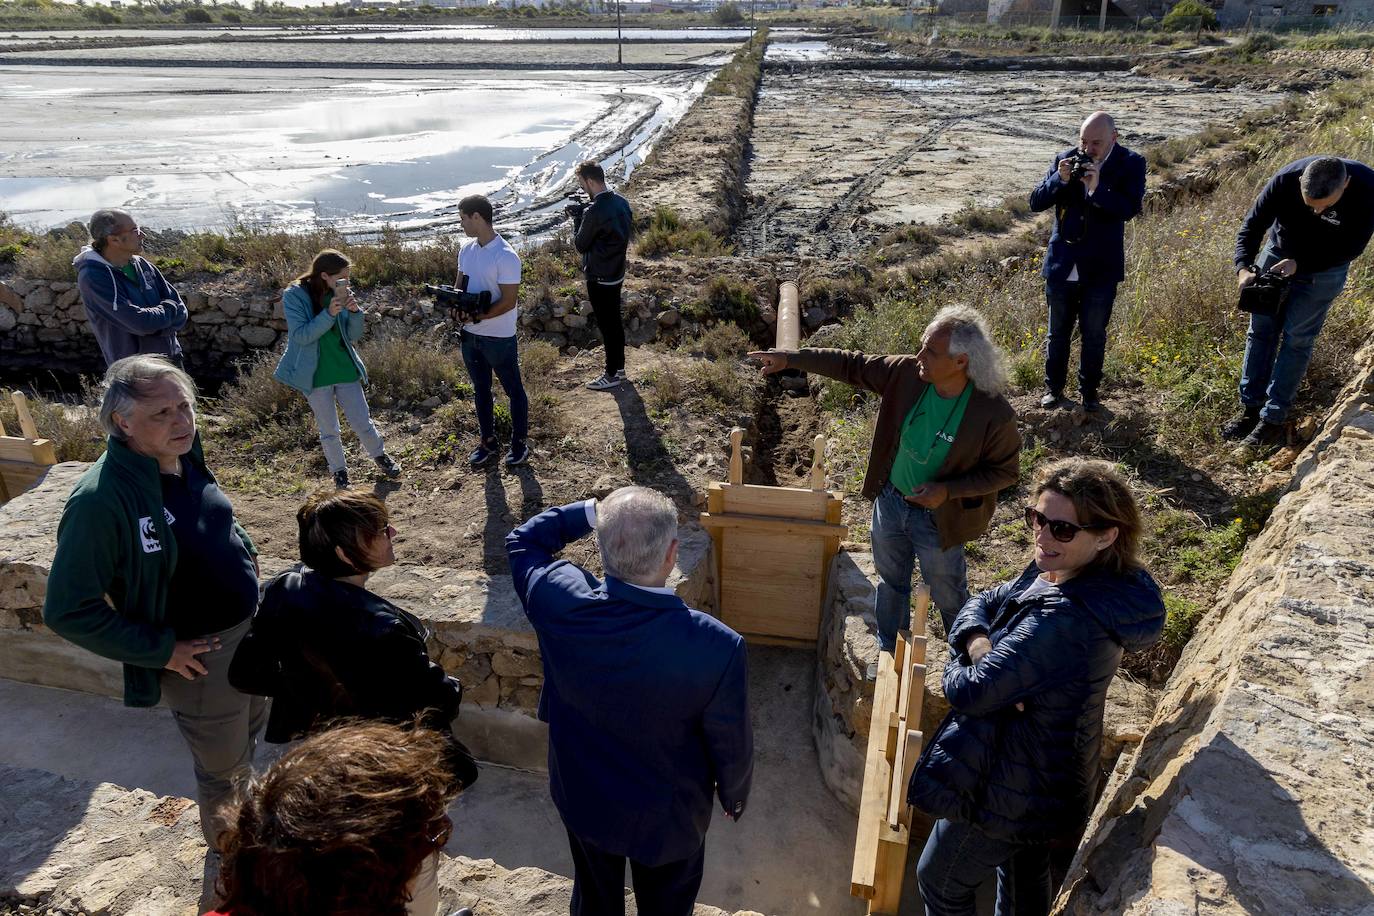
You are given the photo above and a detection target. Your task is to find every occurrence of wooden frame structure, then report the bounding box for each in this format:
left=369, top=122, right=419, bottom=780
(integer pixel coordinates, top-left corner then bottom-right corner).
left=851, top=587, right=930, bottom=914
left=0, top=392, right=58, bottom=505
left=699, top=428, right=847, bottom=646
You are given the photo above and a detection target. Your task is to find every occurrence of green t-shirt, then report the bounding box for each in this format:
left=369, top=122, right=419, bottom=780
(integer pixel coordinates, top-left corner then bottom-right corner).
left=889, top=383, right=972, bottom=496
left=311, top=293, right=360, bottom=388
left=119, top=263, right=139, bottom=283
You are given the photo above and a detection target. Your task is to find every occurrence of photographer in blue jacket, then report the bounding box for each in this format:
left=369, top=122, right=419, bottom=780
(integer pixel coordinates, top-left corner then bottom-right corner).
left=506, top=487, right=753, bottom=916
left=74, top=208, right=188, bottom=368
left=274, top=249, right=400, bottom=489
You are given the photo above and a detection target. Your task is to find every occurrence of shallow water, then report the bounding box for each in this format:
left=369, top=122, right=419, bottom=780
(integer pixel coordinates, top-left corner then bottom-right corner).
left=0, top=24, right=803, bottom=44
left=0, top=65, right=710, bottom=240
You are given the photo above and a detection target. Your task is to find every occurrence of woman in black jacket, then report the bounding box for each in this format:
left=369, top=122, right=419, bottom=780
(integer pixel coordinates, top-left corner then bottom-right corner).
left=229, top=488, right=477, bottom=791
left=909, top=458, right=1165, bottom=916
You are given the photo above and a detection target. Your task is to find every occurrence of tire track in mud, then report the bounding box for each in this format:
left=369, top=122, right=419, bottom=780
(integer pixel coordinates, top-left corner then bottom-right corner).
left=735, top=93, right=1050, bottom=259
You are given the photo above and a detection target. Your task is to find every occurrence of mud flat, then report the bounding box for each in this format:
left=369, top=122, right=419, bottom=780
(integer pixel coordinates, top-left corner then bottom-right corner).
left=736, top=69, right=1282, bottom=259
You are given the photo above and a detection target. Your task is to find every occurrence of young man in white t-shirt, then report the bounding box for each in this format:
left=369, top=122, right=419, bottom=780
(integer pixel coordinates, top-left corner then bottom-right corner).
left=454, top=194, right=529, bottom=467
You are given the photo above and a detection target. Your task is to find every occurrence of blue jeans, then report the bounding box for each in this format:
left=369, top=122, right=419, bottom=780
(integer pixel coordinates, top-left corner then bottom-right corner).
left=305, top=381, right=386, bottom=474
left=917, top=818, right=1052, bottom=916
left=1044, top=279, right=1118, bottom=398
left=460, top=330, right=529, bottom=444
left=1240, top=248, right=1348, bottom=423
left=871, top=482, right=969, bottom=648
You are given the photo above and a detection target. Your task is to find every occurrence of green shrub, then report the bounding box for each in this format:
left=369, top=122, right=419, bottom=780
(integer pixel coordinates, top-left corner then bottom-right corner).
left=355, top=328, right=466, bottom=403
left=635, top=206, right=729, bottom=258
left=1161, top=0, right=1218, bottom=31
left=682, top=276, right=759, bottom=324
left=184, top=7, right=212, bottom=22
left=681, top=322, right=752, bottom=361
left=713, top=1, right=743, bottom=23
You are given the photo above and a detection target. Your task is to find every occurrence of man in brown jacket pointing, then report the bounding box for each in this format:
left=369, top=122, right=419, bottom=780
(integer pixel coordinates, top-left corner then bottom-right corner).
left=751, top=305, right=1020, bottom=668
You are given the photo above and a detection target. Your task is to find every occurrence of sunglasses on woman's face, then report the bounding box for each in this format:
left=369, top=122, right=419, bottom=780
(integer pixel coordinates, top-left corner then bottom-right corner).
left=1023, top=506, right=1103, bottom=543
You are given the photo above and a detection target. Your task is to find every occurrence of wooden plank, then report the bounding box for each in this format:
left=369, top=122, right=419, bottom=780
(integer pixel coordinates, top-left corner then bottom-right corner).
left=909, top=634, right=927, bottom=666
left=0, top=439, right=40, bottom=463
left=809, top=434, right=827, bottom=490
left=851, top=648, right=900, bottom=899
left=893, top=630, right=909, bottom=680
left=899, top=729, right=923, bottom=828
left=720, top=531, right=825, bottom=641
left=29, top=438, right=57, bottom=465
left=717, top=483, right=833, bottom=520
left=707, top=484, right=725, bottom=619
left=737, top=632, right=815, bottom=649
left=0, top=409, right=7, bottom=436
left=896, top=658, right=917, bottom=727
left=911, top=585, right=930, bottom=638
left=10, top=392, right=39, bottom=440
left=871, top=830, right=910, bottom=915
left=699, top=511, right=848, bottom=539
left=728, top=427, right=745, bottom=485
left=887, top=730, right=908, bottom=829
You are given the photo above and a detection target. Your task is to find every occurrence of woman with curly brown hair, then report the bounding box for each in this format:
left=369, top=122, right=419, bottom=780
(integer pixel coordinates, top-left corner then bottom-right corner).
left=207, top=721, right=469, bottom=916
left=908, top=458, right=1166, bottom=916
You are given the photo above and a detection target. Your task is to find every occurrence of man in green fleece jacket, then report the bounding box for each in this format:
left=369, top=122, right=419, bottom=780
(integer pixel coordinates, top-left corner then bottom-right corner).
left=43, top=355, right=266, bottom=849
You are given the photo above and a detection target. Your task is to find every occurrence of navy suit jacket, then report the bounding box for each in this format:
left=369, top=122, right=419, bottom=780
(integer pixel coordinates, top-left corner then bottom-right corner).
left=1029, top=143, right=1147, bottom=286
left=506, top=501, right=754, bottom=866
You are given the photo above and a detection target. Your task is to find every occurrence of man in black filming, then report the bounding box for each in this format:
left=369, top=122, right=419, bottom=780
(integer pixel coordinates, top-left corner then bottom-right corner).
left=1225, top=155, right=1374, bottom=452
left=1029, top=111, right=1147, bottom=413
left=566, top=161, right=634, bottom=392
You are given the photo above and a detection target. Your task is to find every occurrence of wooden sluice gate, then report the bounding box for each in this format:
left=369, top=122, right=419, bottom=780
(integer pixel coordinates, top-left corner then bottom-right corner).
left=0, top=392, right=57, bottom=505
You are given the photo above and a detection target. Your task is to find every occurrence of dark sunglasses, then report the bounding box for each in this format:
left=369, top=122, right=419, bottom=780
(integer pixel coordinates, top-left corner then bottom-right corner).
left=1023, top=506, right=1105, bottom=543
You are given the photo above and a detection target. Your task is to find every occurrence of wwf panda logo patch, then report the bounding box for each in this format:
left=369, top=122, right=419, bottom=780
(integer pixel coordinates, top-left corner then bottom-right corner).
left=139, top=516, right=162, bottom=554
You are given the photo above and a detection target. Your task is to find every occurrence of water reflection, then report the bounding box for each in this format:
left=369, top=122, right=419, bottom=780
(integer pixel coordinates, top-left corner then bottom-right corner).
left=0, top=68, right=705, bottom=245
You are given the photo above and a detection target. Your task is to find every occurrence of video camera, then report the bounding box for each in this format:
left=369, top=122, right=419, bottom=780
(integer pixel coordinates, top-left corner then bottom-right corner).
left=426, top=284, right=492, bottom=325
left=564, top=192, right=589, bottom=222
left=1238, top=265, right=1290, bottom=317
left=1067, top=150, right=1095, bottom=181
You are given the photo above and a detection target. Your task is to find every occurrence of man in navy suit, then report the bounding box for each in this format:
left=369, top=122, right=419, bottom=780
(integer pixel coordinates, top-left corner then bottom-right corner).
left=1030, top=111, right=1147, bottom=413
left=506, top=486, right=753, bottom=916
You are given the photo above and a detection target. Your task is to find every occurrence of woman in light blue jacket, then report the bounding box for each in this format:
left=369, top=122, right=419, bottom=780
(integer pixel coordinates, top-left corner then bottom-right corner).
left=274, top=249, right=400, bottom=489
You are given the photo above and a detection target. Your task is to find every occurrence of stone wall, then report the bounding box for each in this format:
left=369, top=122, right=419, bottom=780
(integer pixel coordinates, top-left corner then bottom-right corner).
left=1055, top=340, right=1374, bottom=914
left=0, top=270, right=799, bottom=380
left=0, top=461, right=716, bottom=771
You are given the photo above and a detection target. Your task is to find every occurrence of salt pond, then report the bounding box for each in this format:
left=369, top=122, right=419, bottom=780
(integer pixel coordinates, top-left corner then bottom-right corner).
left=0, top=64, right=711, bottom=239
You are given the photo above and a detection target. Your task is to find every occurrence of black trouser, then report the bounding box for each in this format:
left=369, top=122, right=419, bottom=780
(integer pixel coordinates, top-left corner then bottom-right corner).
left=566, top=828, right=705, bottom=916
left=588, top=278, right=625, bottom=377
left=1044, top=278, right=1118, bottom=399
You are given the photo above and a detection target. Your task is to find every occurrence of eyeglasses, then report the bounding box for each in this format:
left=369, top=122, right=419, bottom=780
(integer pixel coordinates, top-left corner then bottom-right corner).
left=379, top=524, right=397, bottom=539
left=427, top=816, right=453, bottom=849
left=1023, top=506, right=1105, bottom=543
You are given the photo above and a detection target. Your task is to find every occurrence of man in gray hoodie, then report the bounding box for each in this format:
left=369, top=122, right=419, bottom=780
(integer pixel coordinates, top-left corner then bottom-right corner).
left=74, top=209, right=189, bottom=368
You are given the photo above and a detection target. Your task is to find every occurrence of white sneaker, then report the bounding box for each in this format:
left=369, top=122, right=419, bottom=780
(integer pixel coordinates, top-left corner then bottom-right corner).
left=586, top=374, right=622, bottom=391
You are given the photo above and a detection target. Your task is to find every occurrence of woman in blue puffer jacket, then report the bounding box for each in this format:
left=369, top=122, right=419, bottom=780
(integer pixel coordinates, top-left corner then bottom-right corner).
left=275, top=249, right=401, bottom=489
left=909, top=457, right=1165, bottom=916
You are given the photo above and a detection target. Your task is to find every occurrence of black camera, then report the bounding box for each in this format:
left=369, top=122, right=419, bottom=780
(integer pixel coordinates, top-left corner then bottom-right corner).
left=1238, top=265, right=1290, bottom=317
left=1067, top=150, right=1095, bottom=181
left=426, top=284, right=491, bottom=324
left=564, top=194, right=588, bottom=222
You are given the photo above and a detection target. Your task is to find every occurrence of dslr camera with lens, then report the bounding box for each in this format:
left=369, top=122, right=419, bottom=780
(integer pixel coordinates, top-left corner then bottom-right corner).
left=1067, top=150, right=1095, bottom=181
left=426, top=283, right=492, bottom=325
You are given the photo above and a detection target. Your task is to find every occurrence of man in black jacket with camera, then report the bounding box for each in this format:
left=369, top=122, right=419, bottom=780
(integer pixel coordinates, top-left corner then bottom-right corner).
left=567, top=161, right=634, bottom=391
left=1029, top=111, right=1147, bottom=414
left=1225, top=155, right=1374, bottom=452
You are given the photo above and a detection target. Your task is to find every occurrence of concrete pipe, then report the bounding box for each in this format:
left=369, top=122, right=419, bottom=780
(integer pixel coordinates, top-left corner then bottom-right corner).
left=776, top=281, right=800, bottom=352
